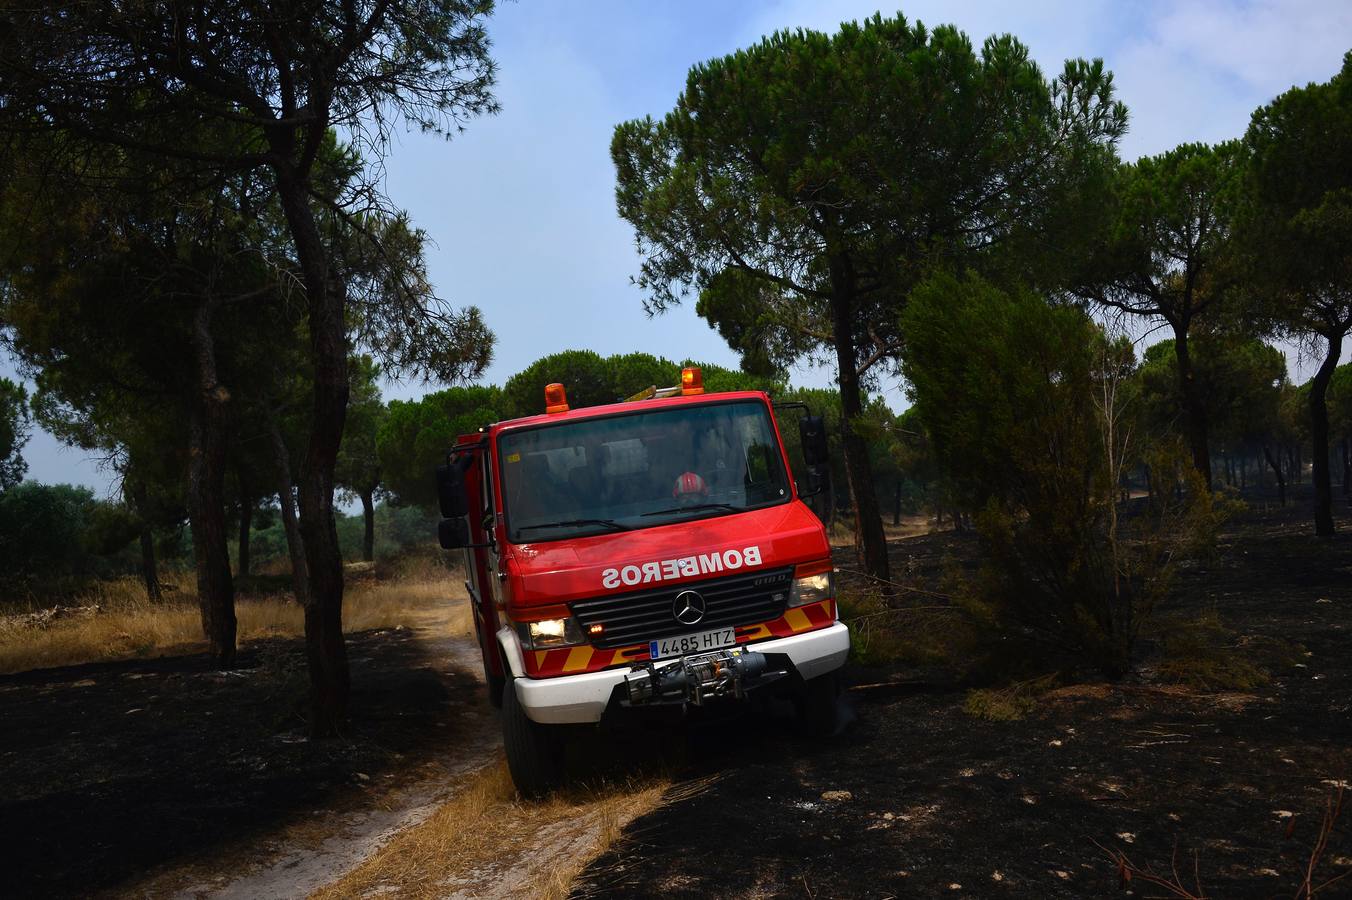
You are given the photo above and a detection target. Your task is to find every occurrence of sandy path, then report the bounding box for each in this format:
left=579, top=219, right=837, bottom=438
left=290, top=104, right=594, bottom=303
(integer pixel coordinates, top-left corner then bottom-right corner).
left=152, top=613, right=668, bottom=900
left=172, top=636, right=502, bottom=900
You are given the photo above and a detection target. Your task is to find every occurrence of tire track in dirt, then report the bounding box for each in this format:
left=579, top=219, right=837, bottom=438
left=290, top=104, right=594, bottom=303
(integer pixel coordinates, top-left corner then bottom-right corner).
left=169, top=634, right=503, bottom=900
left=182, top=629, right=670, bottom=900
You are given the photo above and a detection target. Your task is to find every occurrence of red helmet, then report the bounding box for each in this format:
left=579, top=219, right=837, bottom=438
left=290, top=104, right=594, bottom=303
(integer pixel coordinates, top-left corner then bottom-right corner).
left=672, top=471, right=708, bottom=499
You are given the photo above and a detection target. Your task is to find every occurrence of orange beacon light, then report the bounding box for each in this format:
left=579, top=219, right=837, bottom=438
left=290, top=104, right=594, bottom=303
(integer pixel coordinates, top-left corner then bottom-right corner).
left=544, top=383, right=570, bottom=413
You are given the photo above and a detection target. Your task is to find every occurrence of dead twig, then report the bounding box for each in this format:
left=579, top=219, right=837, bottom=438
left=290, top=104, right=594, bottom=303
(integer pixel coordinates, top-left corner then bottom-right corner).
left=1092, top=837, right=1208, bottom=899
left=1295, top=784, right=1347, bottom=899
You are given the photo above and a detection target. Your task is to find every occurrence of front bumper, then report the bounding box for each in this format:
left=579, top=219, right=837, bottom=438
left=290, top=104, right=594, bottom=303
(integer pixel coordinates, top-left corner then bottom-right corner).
left=513, top=621, right=850, bottom=724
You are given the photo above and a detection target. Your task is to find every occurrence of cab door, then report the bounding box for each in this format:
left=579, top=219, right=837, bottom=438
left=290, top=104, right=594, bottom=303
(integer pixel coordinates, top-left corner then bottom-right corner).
left=478, top=452, right=502, bottom=605
left=460, top=448, right=506, bottom=698
left=478, top=450, right=509, bottom=688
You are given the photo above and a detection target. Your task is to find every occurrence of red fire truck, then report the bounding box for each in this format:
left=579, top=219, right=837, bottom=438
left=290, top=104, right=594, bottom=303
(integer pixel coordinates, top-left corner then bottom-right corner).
left=435, top=367, right=849, bottom=796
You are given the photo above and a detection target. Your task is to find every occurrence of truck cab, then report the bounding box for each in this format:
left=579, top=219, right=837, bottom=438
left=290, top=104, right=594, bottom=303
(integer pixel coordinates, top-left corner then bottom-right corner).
left=436, top=367, right=849, bottom=796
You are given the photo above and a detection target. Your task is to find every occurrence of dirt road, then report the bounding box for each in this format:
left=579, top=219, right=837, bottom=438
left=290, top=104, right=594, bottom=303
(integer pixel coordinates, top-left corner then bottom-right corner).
left=0, top=604, right=502, bottom=899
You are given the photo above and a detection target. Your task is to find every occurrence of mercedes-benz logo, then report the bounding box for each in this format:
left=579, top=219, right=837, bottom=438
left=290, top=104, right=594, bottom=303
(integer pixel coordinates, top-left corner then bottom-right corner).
left=672, top=590, right=706, bottom=626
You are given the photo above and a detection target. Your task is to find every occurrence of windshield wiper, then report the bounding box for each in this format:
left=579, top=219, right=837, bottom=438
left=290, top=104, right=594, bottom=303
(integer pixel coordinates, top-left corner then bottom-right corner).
left=641, top=502, right=744, bottom=518
left=517, top=518, right=629, bottom=533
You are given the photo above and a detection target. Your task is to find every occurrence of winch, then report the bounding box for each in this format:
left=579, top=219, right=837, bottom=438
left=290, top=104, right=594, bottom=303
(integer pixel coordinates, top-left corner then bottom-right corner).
left=623, top=649, right=785, bottom=707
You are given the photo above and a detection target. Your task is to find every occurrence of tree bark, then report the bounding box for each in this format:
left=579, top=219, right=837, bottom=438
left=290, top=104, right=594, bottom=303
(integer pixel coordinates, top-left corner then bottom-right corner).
left=1172, top=326, right=1213, bottom=490
left=892, top=479, right=902, bottom=527
left=1341, top=437, right=1350, bottom=501
left=188, top=409, right=236, bottom=666
left=276, top=171, right=350, bottom=736
left=237, top=489, right=253, bottom=578
left=360, top=489, right=375, bottom=562
left=129, top=481, right=162, bottom=602
left=187, top=302, right=236, bottom=667
left=139, top=525, right=161, bottom=602
left=826, top=252, right=891, bottom=593
left=1309, top=333, right=1343, bottom=537
left=1263, top=445, right=1286, bottom=507
left=267, top=412, right=310, bottom=606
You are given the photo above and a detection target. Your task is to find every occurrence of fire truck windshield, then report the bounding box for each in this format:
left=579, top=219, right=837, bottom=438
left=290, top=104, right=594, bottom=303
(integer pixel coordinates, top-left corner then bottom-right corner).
left=497, top=399, right=791, bottom=542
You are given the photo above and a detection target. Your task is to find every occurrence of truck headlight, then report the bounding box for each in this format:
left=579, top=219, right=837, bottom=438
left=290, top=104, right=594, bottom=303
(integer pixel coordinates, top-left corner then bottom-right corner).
left=517, top=617, right=585, bottom=649
left=788, top=563, right=834, bottom=608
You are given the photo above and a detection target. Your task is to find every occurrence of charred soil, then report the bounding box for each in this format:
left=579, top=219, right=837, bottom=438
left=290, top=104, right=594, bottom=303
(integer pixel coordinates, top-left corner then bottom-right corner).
left=0, top=620, right=496, bottom=899
left=573, top=496, right=1352, bottom=898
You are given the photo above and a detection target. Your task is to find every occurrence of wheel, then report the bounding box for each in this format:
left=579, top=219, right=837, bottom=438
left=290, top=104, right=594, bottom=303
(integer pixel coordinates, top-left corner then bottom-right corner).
left=486, top=667, right=506, bottom=709
left=474, top=612, right=504, bottom=708
left=794, top=672, right=841, bottom=737
left=501, top=675, right=566, bottom=799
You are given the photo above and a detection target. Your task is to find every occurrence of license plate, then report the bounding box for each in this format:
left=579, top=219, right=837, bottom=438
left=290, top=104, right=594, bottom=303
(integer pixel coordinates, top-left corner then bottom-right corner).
left=649, top=627, right=736, bottom=660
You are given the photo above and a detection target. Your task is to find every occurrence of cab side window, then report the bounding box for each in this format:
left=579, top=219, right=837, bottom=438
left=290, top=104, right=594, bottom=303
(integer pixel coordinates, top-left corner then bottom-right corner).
left=481, top=453, right=496, bottom=523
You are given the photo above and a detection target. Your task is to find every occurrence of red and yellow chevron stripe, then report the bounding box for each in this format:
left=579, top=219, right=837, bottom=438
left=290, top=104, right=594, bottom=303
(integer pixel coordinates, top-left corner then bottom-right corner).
left=522, top=598, right=836, bottom=678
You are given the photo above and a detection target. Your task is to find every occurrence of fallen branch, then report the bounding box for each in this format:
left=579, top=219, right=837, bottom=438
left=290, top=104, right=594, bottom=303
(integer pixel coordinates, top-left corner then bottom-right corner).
left=1092, top=838, right=1207, bottom=898
left=1296, top=784, right=1347, bottom=899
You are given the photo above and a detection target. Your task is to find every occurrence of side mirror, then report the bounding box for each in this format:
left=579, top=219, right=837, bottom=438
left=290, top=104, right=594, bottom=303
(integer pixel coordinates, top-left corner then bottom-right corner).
left=799, top=416, right=829, bottom=467
left=796, top=471, right=824, bottom=499
left=435, top=461, right=468, bottom=518
left=438, top=516, right=471, bottom=550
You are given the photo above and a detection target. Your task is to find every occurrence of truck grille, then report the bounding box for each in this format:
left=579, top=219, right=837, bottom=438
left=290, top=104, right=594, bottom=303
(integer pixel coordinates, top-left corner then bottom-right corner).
left=570, top=567, right=794, bottom=650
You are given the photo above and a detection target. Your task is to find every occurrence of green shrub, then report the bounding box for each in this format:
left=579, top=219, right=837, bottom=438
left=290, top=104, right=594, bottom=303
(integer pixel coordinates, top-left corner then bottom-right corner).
left=902, top=272, right=1230, bottom=680
left=837, top=585, right=975, bottom=669
left=1152, top=610, right=1304, bottom=691
left=963, top=675, right=1058, bottom=721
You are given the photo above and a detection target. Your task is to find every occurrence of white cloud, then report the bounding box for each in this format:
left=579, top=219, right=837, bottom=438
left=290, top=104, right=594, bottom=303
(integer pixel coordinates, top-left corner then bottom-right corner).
left=1113, top=0, right=1351, bottom=158
left=1152, top=0, right=1351, bottom=91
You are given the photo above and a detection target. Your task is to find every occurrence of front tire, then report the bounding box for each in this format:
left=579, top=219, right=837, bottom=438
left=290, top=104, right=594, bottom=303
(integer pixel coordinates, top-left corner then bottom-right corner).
left=486, top=669, right=506, bottom=709
left=473, top=614, right=505, bottom=708
left=502, top=675, right=566, bottom=799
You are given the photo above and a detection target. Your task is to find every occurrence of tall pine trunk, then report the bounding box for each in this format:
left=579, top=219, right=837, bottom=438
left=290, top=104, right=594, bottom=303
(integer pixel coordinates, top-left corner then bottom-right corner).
left=130, top=481, right=162, bottom=602
left=237, top=488, right=253, bottom=578
left=1335, top=435, right=1346, bottom=497
left=139, top=526, right=161, bottom=601
left=360, top=490, right=375, bottom=563
left=827, top=253, right=891, bottom=593
left=1263, top=445, right=1287, bottom=507
left=277, top=172, right=351, bottom=736
left=188, top=302, right=236, bottom=666
left=1309, top=334, right=1342, bottom=537
left=268, top=412, right=309, bottom=605
left=1172, top=326, right=1212, bottom=491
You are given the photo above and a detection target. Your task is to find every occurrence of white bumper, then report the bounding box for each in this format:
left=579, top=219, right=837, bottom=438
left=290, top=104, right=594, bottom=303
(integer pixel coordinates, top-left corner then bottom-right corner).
left=514, top=622, right=851, bottom=725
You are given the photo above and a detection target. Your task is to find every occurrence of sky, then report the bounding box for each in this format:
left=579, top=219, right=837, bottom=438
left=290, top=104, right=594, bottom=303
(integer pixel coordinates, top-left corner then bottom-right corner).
left=9, top=0, right=1352, bottom=495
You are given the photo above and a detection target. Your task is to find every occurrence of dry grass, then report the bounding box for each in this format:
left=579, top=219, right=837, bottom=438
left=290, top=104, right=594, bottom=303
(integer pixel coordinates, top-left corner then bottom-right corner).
left=837, top=584, right=971, bottom=669
left=827, top=514, right=935, bottom=548
left=0, top=562, right=471, bottom=676
left=963, top=673, right=1059, bottom=721
left=1152, top=617, right=1308, bottom=693
left=313, top=759, right=668, bottom=900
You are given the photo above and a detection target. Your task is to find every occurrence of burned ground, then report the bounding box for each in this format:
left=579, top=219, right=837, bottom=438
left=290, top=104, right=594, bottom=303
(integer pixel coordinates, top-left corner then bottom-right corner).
left=572, top=498, right=1352, bottom=898
left=2, top=497, right=1349, bottom=899
left=0, top=624, right=495, bottom=899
